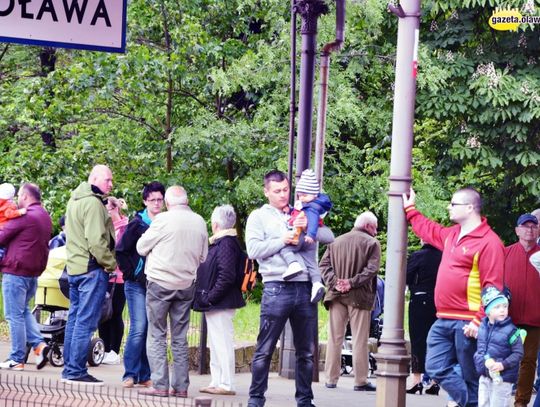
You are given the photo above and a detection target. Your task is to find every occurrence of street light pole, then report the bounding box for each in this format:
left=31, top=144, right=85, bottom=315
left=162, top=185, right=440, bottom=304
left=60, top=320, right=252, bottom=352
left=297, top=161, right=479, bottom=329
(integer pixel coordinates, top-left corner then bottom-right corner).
left=375, top=1, right=421, bottom=407
left=280, top=0, right=328, bottom=382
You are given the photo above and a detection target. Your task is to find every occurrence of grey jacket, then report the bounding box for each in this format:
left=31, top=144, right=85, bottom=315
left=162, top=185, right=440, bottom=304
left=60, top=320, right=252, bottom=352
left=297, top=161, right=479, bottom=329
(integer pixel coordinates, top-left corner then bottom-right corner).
left=246, top=204, right=334, bottom=282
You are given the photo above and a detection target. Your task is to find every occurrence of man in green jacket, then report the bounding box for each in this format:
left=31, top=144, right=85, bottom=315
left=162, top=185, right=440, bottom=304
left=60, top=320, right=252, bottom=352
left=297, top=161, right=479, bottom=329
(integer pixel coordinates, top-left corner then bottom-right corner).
left=320, top=211, right=380, bottom=392
left=63, top=165, right=116, bottom=386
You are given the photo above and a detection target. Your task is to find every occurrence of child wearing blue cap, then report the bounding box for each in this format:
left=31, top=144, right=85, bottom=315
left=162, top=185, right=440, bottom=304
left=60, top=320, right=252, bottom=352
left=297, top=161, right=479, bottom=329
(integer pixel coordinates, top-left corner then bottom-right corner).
left=474, top=286, right=524, bottom=407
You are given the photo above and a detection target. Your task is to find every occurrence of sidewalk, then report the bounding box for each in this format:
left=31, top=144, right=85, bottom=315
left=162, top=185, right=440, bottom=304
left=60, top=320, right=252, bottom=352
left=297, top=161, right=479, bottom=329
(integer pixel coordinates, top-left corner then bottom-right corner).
left=0, top=341, right=534, bottom=406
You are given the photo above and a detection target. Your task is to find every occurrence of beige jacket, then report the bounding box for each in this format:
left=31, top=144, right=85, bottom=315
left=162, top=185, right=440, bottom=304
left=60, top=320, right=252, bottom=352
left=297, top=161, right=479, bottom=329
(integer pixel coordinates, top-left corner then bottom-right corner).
left=320, top=227, right=381, bottom=310
left=136, top=205, right=208, bottom=290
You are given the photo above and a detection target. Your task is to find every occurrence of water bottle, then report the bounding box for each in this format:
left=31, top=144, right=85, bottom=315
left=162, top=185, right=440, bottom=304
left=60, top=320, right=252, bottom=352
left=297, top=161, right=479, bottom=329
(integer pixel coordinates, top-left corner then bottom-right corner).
left=484, top=355, right=502, bottom=384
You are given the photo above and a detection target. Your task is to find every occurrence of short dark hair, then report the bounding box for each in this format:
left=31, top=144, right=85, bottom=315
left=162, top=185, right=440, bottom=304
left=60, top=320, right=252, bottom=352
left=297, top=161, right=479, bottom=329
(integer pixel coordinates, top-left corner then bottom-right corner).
left=264, top=170, right=288, bottom=188
left=142, top=181, right=165, bottom=201
left=456, top=187, right=482, bottom=214
left=21, top=183, right=41, bottom=202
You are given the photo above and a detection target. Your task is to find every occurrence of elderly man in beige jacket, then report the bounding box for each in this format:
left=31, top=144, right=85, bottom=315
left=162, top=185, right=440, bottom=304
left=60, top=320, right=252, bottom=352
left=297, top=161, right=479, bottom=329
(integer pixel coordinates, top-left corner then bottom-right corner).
left=136, top=186, right=208, bottom=398
left=320, top=211, right=380, bottom=392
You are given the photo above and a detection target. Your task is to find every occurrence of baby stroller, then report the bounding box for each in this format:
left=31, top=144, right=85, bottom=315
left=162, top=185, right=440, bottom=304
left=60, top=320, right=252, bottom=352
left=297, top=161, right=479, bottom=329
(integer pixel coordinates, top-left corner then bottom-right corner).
left=28, top=246, right=107, bottom=367
left=341, top=276, right=384, bottom=377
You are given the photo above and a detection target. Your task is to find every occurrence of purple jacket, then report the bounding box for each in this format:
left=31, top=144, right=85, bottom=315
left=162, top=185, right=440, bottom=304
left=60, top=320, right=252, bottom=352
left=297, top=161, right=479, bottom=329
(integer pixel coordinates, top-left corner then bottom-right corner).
left=0, top=203, right=52, bottom=277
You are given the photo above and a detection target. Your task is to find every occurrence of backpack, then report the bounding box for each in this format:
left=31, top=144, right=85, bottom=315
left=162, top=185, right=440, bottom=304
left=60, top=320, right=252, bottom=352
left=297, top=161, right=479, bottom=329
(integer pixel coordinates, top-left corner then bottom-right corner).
left=235, top=243, right=256, bottom=293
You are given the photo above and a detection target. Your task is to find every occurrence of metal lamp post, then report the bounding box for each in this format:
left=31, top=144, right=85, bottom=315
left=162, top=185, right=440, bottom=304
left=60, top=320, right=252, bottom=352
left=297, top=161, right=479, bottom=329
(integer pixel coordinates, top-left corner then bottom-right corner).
left=375, top=1, right=421, bottom=406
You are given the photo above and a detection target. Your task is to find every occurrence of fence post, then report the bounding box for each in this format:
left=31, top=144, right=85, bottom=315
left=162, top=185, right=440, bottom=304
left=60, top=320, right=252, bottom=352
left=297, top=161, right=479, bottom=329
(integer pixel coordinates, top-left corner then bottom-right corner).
left=194, top=396, right=213, bottom=407
left=198, top=312, right=208, bottom=374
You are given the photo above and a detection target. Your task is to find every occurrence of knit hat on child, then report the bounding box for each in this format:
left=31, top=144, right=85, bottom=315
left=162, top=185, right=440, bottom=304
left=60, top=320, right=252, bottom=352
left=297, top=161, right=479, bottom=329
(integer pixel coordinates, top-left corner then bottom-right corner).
left=0, top=183, right=16, bottom=200
left=296, top=169, right=320, bottom=195
left=481, top=286, right=509, bottom=316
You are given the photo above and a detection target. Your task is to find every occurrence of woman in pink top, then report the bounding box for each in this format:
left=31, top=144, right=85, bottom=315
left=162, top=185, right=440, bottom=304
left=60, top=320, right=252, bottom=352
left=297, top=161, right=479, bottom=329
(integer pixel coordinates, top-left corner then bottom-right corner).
left=99, top=197, right=129, bottom=365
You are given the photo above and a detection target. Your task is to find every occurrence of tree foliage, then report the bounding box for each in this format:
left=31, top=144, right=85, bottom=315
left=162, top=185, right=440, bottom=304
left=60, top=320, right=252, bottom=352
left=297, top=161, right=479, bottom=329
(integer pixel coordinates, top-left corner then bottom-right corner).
left=1, top=0, right=538, bottom=247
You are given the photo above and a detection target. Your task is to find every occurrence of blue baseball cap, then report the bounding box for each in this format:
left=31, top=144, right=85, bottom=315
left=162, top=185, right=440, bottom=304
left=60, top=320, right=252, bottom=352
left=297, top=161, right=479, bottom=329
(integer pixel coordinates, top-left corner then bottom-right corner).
left=517, top=213, right=538, bottom=226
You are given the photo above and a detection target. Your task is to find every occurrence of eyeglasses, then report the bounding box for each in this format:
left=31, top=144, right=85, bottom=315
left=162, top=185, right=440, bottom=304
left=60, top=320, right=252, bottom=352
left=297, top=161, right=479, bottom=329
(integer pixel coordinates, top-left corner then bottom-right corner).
left=518, top=225, right=539, bottom=230
left=147, top=198, right=164, bottom=204
left=450, top=202, right=471, bottom=207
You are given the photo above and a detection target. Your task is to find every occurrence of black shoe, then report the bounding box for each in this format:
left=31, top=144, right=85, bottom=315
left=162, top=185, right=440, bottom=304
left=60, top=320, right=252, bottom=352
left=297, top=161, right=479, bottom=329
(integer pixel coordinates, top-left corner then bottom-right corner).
left=354, top=383, right=376, bottom=391
left=325, top=383, right=337, bottom=389
left=65, top=374, right=104, bottom=386
left=406, top=382, right=423, bottom=395
left=425, top=383, right=440, bottom=395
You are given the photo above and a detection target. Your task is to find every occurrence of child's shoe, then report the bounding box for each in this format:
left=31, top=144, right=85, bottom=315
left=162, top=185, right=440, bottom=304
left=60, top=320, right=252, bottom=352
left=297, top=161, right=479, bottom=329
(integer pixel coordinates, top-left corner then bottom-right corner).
left=283, top=262, right=303, bottom=280
left=311, top=282, right=325, bottom=303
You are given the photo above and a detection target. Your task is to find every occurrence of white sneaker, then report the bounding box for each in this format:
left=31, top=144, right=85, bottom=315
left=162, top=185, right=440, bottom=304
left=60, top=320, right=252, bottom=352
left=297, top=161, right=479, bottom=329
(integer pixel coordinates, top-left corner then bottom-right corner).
left=0, top=359, right=24, bottom=370
left=102, top=350, right=120, bottom=365
left=311, top=282, right=325, bottom=303
left=34, top=342, right=50, bottom=370
left=283, top=262, right=303, bottom=281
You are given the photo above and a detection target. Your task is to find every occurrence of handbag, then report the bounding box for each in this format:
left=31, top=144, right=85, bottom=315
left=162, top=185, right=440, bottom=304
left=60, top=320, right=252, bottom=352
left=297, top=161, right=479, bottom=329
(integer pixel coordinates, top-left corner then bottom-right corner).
left=99, top=273, right=116, bottom=323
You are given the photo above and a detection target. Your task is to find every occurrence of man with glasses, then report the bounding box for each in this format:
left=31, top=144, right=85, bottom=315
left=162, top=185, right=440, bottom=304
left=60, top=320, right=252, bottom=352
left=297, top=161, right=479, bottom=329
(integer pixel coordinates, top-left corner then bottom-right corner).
left=403, top=187, right=505, bottom=407
left=503, top=213, right=540, bottom=407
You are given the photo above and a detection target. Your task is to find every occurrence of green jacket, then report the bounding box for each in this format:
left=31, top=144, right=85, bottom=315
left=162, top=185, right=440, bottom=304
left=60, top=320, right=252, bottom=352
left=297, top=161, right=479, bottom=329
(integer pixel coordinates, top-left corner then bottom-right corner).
left=65, top=182, right=116, bottom=275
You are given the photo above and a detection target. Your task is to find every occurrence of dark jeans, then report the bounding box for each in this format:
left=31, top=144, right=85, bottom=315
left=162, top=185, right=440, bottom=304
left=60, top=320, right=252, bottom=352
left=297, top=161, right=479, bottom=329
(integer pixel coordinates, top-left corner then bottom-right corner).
left=426, top=318, right=479, bottom=407
left=63, top=268, right=109, bottom=379
left=248, top=282, right=317, bottom=407
left=98, top=282, right=126, bottom=353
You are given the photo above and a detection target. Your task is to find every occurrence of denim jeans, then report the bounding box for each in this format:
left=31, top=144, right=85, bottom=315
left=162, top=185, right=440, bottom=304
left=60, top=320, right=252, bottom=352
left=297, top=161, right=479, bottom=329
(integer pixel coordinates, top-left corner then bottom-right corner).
left=2, top=273, right=44, bottom=362
left=248, top=282, right=317, bottom=407
left=122, top=280, right=151, bottom=383
left=62, top=268, right=109, bottom=379
left=426, top=318, right=479, bottom=407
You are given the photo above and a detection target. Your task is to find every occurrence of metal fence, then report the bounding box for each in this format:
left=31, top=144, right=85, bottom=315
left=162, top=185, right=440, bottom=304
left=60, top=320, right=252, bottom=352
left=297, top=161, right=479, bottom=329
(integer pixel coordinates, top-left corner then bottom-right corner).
left=0, top=374, right=243, bottom=407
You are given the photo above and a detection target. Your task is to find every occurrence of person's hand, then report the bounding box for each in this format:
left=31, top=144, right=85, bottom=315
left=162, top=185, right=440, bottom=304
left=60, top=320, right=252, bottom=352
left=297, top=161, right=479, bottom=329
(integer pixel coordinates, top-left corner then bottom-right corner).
left=292, top=214, right=307, bottom=229
left=490, top=362, right=504, bottom=372
left=19, top=208, right=27, bottom=215
left=402, top=187, right=416, bottom=208
left=336, top=279, right=351, bottom=293
left=304, top=236, right=315, bottom=244
left=282, top=230, right=296, bottom=245
left=463, top=322, right=478, bottom=338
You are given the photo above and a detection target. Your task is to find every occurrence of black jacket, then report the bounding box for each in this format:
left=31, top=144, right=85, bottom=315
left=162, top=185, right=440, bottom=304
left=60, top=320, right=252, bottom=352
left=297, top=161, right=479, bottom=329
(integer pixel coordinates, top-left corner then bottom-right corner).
left=406, top=244, right=441, bottom=295
left=193, top=235, right=246, bottom=312
left=474, top=316, right=524, bottom=383
left=116, top=211, right=149, bottom=284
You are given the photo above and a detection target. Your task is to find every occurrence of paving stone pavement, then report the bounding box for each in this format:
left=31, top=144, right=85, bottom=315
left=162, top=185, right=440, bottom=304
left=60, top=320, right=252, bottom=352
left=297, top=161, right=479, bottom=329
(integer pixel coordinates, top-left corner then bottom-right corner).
left=0, top=341, right=536, bottom=406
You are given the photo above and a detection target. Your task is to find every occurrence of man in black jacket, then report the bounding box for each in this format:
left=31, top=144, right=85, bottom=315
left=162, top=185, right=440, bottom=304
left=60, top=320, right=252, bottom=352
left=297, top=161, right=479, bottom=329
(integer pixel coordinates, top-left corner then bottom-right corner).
left=115, top=181, right=165, bottom=389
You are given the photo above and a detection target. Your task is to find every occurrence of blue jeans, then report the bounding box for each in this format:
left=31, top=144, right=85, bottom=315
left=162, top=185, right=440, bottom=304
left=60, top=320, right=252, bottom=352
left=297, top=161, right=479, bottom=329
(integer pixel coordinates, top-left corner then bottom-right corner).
left=248, top=282, right=317, bottom=407
left=426, top=319, right=479, bottom=407
left=2, top=273, right=44, bottom=362
left=122, top=280, right=151, bottom=383
left=62, top=268, right=108, bottom=379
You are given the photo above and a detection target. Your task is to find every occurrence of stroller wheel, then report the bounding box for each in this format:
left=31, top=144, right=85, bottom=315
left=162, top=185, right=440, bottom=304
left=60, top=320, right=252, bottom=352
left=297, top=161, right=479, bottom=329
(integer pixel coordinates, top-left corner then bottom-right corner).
left=50, top=345, right=64, bottom=367
left=88, top=338, right=105, bottom=366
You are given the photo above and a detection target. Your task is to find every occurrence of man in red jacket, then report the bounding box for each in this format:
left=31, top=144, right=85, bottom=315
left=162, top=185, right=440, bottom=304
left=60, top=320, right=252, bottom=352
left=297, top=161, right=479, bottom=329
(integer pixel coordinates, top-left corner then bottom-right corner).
left=503, top=213, right=540, bottom=407
left=0, top=183, right=52, bottom=371
left=403, top=187, right=504, bottom=407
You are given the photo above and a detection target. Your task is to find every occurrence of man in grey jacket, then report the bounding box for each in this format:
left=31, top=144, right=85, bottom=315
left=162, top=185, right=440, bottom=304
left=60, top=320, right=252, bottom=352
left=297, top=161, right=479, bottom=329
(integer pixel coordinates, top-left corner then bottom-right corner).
left=245, top=170, right=334, bottom=407
left=136, top=186, right=207, bottom=398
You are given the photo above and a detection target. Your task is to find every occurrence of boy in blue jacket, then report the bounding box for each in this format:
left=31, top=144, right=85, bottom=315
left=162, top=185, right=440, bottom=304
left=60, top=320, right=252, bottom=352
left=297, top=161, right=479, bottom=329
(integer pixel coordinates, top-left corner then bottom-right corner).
left=280, top=169, right=332, bottom=303
left=474, top=286, right=524, bottom=407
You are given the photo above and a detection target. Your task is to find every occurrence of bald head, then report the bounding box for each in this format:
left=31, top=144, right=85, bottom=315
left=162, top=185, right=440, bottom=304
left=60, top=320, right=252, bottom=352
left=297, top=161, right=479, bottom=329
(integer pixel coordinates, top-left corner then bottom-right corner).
left=88, top=165, right=113, bottom=195
left=165, top=186, right=188, bottom=208
left=454, top=187, right=482, bottom=214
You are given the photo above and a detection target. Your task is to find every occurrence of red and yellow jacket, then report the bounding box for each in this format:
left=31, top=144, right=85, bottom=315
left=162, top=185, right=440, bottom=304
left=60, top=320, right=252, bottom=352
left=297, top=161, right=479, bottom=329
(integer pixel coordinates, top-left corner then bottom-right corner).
left=405, top=206, right=505, bottom=325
